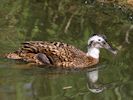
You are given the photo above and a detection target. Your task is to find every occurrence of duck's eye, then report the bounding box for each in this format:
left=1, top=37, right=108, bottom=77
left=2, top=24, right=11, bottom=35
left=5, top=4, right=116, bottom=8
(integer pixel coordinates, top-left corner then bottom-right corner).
left=98, top=39, right=101, bottom=41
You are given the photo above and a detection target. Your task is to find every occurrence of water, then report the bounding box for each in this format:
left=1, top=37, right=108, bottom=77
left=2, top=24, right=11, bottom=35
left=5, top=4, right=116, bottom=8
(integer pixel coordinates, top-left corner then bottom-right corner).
left=0, top=0, right=133, bottom=100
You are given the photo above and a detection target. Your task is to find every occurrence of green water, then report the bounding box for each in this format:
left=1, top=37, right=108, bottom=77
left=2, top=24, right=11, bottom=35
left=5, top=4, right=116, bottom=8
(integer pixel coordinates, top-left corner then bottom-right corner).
left=0, top=0, right=133, bottom=100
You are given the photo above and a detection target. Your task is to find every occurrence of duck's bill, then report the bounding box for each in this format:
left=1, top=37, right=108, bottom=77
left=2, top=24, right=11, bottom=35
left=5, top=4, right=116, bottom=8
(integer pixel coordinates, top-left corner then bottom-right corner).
left=107, top=47, right=117, bottom=55
left=103, top=41, right=117, bottom=55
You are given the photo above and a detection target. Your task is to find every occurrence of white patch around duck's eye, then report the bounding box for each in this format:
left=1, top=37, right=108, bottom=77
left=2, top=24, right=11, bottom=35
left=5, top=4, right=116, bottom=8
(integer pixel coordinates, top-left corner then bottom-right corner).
left=89, top=36, right=103, bottom=41
left=98, top=39, right=101, bottom=41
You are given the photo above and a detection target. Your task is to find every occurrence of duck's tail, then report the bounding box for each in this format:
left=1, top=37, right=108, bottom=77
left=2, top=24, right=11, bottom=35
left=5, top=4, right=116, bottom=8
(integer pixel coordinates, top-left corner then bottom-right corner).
left=1, top=52, right=21, bottom=59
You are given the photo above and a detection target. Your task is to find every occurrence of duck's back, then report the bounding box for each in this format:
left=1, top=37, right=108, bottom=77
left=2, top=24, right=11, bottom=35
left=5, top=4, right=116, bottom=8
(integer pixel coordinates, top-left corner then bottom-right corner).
left=6, top=41, right=98, bottom=68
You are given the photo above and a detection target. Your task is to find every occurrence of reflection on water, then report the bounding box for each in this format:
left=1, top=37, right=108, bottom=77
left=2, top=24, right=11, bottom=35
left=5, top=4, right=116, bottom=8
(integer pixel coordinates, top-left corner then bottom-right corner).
left=0, top=58, right=132, bottom=100
left=0, top=0, right=133, bottom=100
left=86, top=69, right=121, bottom=93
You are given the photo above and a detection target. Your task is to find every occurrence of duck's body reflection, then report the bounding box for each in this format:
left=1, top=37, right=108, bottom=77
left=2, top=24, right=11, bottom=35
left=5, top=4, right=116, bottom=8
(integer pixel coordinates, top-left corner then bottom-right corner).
left=86, top=69, right=106, bottom=93
left=86, top=66, right=119, bottom=93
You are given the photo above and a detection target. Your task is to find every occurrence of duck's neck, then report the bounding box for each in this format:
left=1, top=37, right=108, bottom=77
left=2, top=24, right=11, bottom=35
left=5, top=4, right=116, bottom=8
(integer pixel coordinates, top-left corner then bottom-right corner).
left=86, top=48, right=100, bottom=59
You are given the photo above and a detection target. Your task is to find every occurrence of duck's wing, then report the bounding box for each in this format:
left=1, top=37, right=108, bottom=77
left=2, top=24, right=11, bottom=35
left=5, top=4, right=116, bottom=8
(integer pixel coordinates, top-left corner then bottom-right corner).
left=19, top=41, right=86, bottom=63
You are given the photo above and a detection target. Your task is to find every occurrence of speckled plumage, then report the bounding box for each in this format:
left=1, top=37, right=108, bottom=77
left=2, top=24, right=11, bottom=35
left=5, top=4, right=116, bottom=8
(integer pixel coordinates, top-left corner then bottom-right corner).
left=6, top=41, right=98, bottom=68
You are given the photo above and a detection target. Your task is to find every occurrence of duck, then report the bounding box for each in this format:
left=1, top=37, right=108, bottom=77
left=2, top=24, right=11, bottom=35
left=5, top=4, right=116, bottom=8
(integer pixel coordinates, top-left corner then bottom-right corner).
left=5, top=34, right=117, bottom=69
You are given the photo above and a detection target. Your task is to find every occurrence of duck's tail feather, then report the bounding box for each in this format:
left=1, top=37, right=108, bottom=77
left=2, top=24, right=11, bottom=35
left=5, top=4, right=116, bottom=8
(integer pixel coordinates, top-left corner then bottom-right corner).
left=2, top=52, right=21, bottom=59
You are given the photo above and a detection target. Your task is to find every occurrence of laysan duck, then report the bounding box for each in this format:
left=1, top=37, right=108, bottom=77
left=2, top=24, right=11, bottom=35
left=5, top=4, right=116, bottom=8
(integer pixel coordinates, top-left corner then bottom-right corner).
left=6, top=34, right=117, bottom=69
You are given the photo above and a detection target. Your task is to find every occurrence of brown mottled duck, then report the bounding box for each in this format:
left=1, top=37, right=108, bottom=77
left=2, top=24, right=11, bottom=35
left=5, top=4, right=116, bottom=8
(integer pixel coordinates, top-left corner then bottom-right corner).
left=5, top=34, right=117, bottom=69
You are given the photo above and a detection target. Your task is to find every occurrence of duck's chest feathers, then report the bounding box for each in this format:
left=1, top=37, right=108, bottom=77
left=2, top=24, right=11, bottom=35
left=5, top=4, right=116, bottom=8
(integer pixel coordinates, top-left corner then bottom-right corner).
left=86, top=48, right=100, bottom=59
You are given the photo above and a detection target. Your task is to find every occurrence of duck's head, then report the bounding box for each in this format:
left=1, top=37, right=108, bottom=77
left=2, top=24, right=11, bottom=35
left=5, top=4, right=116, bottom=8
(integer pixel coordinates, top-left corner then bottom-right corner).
left=87, top=34, right=117, bottom=58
